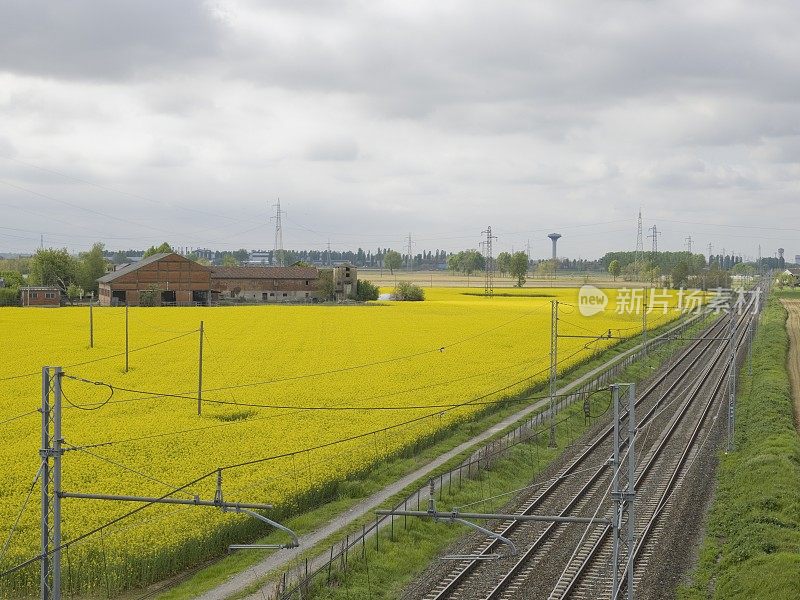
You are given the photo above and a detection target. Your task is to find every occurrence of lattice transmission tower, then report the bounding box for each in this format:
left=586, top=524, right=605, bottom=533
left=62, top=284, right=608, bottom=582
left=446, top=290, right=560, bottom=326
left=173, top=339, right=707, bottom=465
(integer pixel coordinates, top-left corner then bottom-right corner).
left=481, top=226, right=497, bottom=297
left=271, top=197, right=286, bottom=266
left=635, top=209, right=644, bottom=264
left=647, top=224, right=661, bottom=253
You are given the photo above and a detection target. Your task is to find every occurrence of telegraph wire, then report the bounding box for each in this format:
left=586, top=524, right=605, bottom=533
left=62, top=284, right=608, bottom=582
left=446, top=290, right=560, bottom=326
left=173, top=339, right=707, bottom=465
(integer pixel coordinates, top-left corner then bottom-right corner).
left=0, top=328, right=199, bottom=384
left=0, top=461, right=44, bottom=565
left=61, top=348, right=579, bottom=451
left=0, top=178, right=176, bottom=235
left=61, top=334, right=600, bottom=435
left=59, top=326, right=625, bottom=453
left=0, top=409, right=39, bottom=427
left=59, top=302, right=551, bottom=404
left=66, top=350, right=538, bottom=411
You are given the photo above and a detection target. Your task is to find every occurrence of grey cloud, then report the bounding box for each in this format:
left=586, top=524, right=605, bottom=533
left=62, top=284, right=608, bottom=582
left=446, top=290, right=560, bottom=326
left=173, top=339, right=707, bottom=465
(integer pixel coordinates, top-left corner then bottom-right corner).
left=305, top=137, right=359, bottom=161
left=2, top=1, right=800, bottom=258
left=0, top=0, right=222, bottom=80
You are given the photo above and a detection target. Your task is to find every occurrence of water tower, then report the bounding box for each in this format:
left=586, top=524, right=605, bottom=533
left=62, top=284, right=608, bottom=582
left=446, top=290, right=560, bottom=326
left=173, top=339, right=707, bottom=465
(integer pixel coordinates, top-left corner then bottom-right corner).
left=548, top=233, right=562, bottom=260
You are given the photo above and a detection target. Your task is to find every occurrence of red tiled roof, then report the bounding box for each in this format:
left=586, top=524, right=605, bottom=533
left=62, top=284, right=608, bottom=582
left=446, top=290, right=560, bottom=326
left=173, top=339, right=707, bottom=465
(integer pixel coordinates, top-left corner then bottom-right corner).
left=211, top=266, right=319, bottom=279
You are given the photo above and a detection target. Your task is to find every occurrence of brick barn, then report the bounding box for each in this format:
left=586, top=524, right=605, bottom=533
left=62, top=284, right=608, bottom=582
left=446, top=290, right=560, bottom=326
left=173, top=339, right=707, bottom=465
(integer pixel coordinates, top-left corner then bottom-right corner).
left=21, top=286, right=61, bottom=307
left=97, top=253, right=212, bottom=306
left=210, top=266, right=321, bottom=302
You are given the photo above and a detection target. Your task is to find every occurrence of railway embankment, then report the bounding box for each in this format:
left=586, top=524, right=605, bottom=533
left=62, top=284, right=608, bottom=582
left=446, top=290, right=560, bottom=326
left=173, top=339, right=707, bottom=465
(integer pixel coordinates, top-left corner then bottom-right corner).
left=680, top=293, right=800, bottom=600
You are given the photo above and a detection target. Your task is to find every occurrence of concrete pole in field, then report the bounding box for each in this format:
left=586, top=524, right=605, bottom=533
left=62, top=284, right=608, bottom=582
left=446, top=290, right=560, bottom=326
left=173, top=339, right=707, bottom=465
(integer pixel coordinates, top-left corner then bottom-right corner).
left=89, top=300, right=93, bottom=348
left=198, top=321, right=204, bottom=416
left=125, top=302, right=129, bottom=373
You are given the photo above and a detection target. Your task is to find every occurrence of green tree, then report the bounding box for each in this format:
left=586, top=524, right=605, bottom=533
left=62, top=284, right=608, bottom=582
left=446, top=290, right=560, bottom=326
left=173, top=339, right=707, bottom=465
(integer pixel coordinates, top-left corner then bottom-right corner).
left=0, top=288, right=19, bottom=306
left=111, top=250, right=129, bottom=264
left=221, top=254, right=240, bottom=267
left=143, top=242, right=173, bottom=257
left=608, top=259, right=621, bottom=281
left=509, top=251, right=528, bottom=287
left=536, top=259, right=555, bottom=279
left=447, top=253, right=461, bottom=272
left=29, top=248, right=78, bottom=293
left=354, top=279, right=380, bottom=301
left=394, top=281, right=425, bottom=301
left=384, top=250, right=402, bottom=275
left=317, top=270, right=335, bottom=300
left=495, top=252, right=512, bottom=276
left=671, top=262, right=689, bottom=289
left=776, top=272, right=794, bottom=289
left=77, top=242, right=107, bottom=294
left=0, top=270, right=24, bottom=288
left=66, top=283, right=84, bottom=305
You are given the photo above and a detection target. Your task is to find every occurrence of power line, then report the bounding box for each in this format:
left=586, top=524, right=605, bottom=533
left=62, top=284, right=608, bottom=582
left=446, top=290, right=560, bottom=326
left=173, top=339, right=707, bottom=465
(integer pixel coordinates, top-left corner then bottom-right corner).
left=63, top=303, right=551, bottom=400
left=62, top=339, right=601, bottom=453
left=0, top=328, right=198, bottom=384
left=60, top=352, right=538, bottom=412
left=0, top=178, right=177, bottom=236
left=0, top=461, right=44, bottom=565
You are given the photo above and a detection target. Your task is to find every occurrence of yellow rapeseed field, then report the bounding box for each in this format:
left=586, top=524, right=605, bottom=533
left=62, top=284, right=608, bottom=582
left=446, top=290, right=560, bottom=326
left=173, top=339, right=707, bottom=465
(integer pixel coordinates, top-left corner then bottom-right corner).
left=0, top=287, right=686, bottom=594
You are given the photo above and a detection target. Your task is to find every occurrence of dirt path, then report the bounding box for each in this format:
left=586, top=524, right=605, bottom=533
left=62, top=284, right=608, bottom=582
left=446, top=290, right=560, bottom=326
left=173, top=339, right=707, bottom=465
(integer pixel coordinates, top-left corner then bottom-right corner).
left=781, top=300, right=800, bottom=432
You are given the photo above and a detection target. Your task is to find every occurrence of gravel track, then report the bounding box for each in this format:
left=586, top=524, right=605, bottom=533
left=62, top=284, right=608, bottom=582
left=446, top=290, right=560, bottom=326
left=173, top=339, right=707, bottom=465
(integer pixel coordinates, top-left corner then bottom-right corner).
left=780, top=300, right=800, bottom=432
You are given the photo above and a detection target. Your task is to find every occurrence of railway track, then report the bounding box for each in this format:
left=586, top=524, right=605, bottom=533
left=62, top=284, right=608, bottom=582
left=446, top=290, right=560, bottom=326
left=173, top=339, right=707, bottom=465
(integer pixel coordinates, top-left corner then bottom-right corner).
left=417, top=299, right=757, bottom=600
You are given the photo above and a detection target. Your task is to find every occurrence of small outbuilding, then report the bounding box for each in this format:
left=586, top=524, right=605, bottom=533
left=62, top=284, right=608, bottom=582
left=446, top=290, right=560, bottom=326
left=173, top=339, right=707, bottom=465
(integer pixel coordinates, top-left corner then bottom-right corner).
left=21, top=286, right=61, bottom=307
left=97, top=253, right=212, bottom=306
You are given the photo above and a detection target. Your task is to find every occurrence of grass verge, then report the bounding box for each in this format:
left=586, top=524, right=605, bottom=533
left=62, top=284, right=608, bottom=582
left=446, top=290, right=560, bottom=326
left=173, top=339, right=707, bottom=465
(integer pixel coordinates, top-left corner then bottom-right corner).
left=679, top=293, right=800, bottom=600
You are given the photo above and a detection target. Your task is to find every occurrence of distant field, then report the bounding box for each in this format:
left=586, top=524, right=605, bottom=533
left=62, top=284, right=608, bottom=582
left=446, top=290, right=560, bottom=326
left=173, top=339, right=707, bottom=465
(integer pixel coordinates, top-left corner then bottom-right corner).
left=0, top=288, right=684, bottom=596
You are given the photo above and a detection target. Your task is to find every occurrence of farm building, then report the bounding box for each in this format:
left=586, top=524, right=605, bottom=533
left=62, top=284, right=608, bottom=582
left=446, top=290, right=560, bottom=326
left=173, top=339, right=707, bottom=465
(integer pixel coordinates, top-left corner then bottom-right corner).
left=210, top=266, right=321, bottom=302
left=210, top=264, right=358, bottom=303
left=20, top=286, right=61, bottom=307
left=332, top=264, right=356, bottom=300
left=97, top=253, right=212, bottom=306
left=783, top=267, right=800, bottom=286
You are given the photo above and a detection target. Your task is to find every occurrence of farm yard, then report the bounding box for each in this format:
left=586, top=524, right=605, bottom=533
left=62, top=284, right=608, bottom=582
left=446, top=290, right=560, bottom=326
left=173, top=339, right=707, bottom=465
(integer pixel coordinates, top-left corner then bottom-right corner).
left=0, top=287, right=686, bottom=596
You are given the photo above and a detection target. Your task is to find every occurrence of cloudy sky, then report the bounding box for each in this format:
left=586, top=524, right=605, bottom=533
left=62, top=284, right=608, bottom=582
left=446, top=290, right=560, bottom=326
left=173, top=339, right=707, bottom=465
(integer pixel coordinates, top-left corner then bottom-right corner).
left=1, top=0, right=798, bottom=260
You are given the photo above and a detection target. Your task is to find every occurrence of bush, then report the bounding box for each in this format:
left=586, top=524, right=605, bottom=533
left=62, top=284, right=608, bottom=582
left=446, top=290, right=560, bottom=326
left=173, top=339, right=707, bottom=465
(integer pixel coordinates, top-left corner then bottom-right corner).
left=0, top=287, right=19, bottom=306
left=138, top=285, right=161, bottom=307
left=354, top=279, right=380, bottom=301
left=394, top=281, right=425, bottom=301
